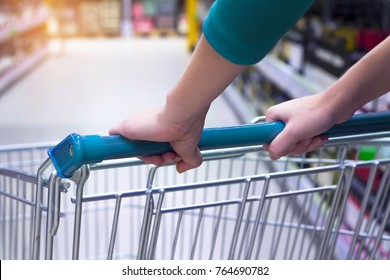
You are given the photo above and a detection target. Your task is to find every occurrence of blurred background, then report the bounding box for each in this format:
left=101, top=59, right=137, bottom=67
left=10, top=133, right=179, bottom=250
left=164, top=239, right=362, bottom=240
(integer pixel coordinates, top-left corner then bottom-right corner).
left=0, top=0, right=389, bottom=145
left=2, top=1, right=390, bottom=262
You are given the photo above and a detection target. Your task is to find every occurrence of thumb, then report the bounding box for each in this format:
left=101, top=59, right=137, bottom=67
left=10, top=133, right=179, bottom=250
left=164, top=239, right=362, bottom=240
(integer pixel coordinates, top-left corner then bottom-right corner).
left=267, top=126, right=299, bottom=160
left=176, top=147, right=203, bottom=173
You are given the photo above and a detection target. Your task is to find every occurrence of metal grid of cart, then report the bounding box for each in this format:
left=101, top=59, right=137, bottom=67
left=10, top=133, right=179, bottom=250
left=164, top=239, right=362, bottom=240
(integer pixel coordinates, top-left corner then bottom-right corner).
left=1, top=133, right=390, bottom=260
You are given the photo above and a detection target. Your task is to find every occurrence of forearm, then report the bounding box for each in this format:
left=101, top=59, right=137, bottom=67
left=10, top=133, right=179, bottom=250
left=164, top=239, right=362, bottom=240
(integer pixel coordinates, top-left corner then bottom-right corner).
left=321, top=36, right=390, bottom=123
left=165, top=35, right=246, bottom=123
left=165, top=0, right=315, bottom=123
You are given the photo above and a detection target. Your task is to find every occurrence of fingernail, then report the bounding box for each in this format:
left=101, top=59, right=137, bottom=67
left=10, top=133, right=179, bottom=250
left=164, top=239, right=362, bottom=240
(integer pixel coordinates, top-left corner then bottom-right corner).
left=270, top=152, right=280, bottom=160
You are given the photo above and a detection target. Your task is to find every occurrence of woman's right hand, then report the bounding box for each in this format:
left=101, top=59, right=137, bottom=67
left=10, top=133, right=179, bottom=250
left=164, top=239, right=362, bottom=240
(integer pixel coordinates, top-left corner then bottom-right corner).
left=109, top=104, right=208, bottom=173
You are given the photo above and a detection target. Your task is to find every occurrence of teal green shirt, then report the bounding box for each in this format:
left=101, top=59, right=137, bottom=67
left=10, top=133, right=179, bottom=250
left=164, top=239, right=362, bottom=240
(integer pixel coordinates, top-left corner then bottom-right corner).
left=203, top=0, right=315, bottom=65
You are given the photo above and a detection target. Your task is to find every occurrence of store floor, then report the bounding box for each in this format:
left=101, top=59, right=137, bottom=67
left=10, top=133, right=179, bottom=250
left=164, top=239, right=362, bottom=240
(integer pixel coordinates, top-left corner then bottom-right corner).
left=0, top=37, right=240, bottom=145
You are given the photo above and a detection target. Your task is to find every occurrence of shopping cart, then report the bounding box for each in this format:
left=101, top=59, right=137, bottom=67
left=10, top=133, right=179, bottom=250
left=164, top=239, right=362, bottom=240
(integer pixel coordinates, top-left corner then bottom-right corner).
left=1, top=112, right=390, bottom=260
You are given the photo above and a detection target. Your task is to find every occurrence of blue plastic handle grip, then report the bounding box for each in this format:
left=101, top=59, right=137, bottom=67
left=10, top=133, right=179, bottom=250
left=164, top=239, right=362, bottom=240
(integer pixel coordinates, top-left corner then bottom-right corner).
left=48, top=111, right=390, bottom=178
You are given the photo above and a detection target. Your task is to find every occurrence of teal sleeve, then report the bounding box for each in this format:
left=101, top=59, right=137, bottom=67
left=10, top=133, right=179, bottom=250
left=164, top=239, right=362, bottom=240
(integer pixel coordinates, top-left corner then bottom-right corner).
left=203, top=0, right=315, bottom=65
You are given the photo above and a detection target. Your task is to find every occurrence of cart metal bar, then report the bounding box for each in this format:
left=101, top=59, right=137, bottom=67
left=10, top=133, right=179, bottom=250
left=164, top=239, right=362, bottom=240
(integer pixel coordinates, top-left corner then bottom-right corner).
left=155, top=185, right=337, bottom=215
left=71, top=180, right=336, bottom=211
left=171, top=211, right=184, bottom=260
left=147, top=189, right=165, bottom=260
left=209, top=206, right=224, bottom=259
left=45, top=172, right=61, bottom=259
left=70, top=165, right=90, bottom=260
left=152, top=211, right=386, bottom=241
left=71, top=162, right=377, bottom=204
left=270, top=194, right=292, bottom=259
left=107, top=195, right=122, bottom=260
left=328, top=131, right=390, bottom=144
left=228, top=178, right=252, bottom=259
left=0, top=186, right=64, bottom=218
left=254, top=198, right=272, bottom=259
left=49, top=176, right=63, bottom=237
left=347, top=163, right=379, bottom=259
left=0, top=142, right=55, bottom=153
left=359, top=164, right=390, bottom=259
left=32, top=158, right=51, bottom=260
left=371, top=201, right=390, bottom=259
left=0, top=168, right=38, bottom=185
left=190, top=208, right=204, bottom=260
left=245, top=176, right=271, bottom=259
left=318, top=165, right=354, bottom=259
left=89, top=145, right=255, bottom=172
left=0, top=187, right=36, bottom=208
left=137, top=190, right=154, bottom=259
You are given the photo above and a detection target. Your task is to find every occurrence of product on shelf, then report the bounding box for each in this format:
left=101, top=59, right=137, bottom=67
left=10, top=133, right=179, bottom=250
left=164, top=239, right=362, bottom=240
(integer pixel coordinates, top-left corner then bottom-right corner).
left=133, top=17, right=155, bottom=35
left=46, top=0, right=121, bottom=37
left=131, top=0, right=180, bottom=36
left=272, top=0, right=390, bottom=78
left=78, top=0, right=120, bottom=36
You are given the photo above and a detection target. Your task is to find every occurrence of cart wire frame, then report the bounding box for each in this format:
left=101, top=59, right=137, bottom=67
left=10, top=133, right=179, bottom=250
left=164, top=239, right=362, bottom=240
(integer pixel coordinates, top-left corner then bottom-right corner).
left=1, top=133, right=390, bottom=260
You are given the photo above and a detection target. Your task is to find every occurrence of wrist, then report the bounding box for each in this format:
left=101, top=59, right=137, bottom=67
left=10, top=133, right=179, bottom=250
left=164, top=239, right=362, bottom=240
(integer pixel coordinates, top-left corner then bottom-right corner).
left=164, top=88, right=210, bottom=128
left=319, top=86, right=359, bottom=124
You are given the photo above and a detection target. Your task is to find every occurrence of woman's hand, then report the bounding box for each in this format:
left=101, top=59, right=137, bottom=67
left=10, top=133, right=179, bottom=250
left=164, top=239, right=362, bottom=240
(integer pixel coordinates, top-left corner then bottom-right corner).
left=264, top=94, right=335, bottom=159
left=109, top=105, right=208, bottom=173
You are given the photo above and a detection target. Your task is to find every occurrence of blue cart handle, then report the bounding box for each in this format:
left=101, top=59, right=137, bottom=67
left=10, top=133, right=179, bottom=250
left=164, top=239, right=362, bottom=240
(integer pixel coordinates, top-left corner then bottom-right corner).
left=48, top=111, right=390, bottom=178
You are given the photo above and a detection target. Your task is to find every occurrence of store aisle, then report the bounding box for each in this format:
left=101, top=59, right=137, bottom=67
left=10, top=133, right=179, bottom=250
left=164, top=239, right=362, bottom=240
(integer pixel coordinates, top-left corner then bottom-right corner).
left=0, top=37, right=239, bottom=145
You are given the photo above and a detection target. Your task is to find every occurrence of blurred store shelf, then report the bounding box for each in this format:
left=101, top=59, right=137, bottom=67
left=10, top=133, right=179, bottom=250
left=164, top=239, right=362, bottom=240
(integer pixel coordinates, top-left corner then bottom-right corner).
left=0, top=1, right=49, bottom=94
left=0, top=5, right=49, bottom=44
left=0, top=46, right=48, bottom=93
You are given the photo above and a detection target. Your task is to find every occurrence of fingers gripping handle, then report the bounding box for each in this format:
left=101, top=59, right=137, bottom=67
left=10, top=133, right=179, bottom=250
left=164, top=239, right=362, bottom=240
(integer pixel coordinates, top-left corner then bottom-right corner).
left=48, top=111, right=390, bottom=178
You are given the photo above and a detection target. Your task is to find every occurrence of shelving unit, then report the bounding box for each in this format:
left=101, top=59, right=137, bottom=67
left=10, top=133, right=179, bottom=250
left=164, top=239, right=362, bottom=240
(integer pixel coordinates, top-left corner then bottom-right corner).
left=0, top=5, right=48, bottom=43
left=222, top=0, right=390, bottom=260
left=0, top=0, right=49, bottom=93
left=0, top=46, right=47, bottom=93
